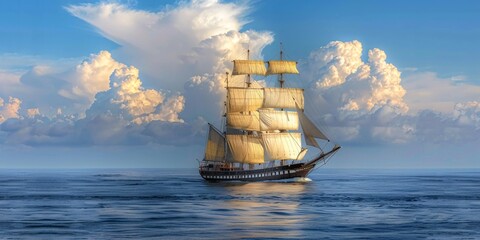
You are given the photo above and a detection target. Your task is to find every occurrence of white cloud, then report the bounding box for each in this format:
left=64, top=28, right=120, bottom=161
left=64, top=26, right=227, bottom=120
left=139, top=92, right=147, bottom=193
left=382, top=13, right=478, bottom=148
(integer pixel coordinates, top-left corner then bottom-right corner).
left=403, top=71, right=480, bottom=114
left=454, top=101, right=480, bottom=128
left=306, top=40, right=363, bottom=88
left=184, top=30, right=273, bottom=122
left=0, top=51, right=198, bottom=146
left=0, top=97, right=22, bottom=123
left=303, top=40, right=479, bottom=144
left=59, top=51, right=124, bottom=107
left=65, top=0, right=261, bottom=91
left=1, top=0, right=275, bottom=147
left=98, top=65, right=185, bottom=124
left=0, top=70, right=22, bottom=88
left=5, top=1, right=477, bottom=149
left=66, top=0, right=273, bottom=125
left=0, top=51, right=126, bottom=118
left=306, top=41, right=408, bottom=118
left=26, top=108, right=40, bottom=118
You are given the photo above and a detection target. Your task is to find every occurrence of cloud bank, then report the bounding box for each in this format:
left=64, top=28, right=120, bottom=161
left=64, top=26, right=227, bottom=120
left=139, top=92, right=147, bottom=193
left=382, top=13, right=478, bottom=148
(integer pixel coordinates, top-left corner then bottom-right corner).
left=0, top=51, right=201, bottom=146
left=0, top=0, right=272, bottom=146
left=0, top=1, right=478, bottom=150
left=302, top=40, right=479, bottom=145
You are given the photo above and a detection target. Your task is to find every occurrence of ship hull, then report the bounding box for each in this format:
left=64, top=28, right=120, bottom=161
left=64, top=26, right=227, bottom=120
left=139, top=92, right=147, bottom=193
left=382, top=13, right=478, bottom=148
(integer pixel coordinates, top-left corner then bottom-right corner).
left=199, top=145, right=340, bottom=182
left=199, top=163, right=314, bottom=182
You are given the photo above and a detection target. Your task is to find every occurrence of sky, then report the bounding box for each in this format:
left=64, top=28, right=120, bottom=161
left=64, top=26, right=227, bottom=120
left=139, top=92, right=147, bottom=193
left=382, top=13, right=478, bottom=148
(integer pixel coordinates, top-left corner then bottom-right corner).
left=0, top=0, right=479, bottom=169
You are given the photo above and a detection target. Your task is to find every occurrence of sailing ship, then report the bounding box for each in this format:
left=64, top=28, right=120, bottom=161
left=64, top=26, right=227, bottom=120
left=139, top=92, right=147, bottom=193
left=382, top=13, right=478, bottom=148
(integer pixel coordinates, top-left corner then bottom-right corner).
left=199, top=48, right=341, bottom=181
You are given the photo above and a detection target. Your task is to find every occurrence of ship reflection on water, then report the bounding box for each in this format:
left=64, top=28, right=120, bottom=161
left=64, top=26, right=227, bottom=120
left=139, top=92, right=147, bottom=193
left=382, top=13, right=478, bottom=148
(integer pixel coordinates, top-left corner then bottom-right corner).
left=207, top=181, right=311, bottom=239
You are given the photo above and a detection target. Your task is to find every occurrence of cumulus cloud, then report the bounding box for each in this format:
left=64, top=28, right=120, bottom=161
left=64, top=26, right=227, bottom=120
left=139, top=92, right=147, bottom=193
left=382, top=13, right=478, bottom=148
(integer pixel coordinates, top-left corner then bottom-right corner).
left=2, top=51, right=124, bottom=118
left=65, top=0, right=269, bottom=91
left=66, top=0, right=273, bottom=124
left=59, top=51, right=124, bottom=107
left=4, top=1, right=477, bottom=149
left=0, top=0, right=275, bottom=147
left=0, top=62, right=197, bottom=146
left=306, top=40, right=363, bottom=88
left=26, top=108, right=40, bottom=118
left=87, top=65, right=185, bottom=125
left=303, top=40, right=410, bottom=144
left=303, top=40, right=479, bottom=144
left=0, top=97, right=22, bottom=123
left=307, top=40, right=408, bottom=116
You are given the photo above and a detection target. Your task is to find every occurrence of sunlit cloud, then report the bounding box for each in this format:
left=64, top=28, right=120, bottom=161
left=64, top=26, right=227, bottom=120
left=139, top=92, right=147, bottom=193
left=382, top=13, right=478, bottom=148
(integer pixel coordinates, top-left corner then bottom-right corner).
left=0, top=97, right=22, bottom=123
left=302, top=40, right=479, bottom=144
left=403, top=71, right=480, bottom=114
left=1, top=1, right=478, bottom=150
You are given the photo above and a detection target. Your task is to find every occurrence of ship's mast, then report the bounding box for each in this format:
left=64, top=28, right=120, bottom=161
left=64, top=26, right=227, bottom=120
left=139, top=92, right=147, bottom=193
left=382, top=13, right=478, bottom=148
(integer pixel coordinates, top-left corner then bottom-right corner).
left=246, top=49, right=251, bottom=88
left=224, top=72, right=229, bottom=164
left=279, top=43, right=284, bottom=88
left=246, top=49, right=254, bottom=170
left=279, top=43, right=286, bottom=166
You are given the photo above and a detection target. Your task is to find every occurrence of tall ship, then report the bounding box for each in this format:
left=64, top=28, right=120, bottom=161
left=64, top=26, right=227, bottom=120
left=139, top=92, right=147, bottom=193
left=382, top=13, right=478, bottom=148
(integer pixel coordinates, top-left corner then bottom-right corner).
left=199, top=48, right=341, bottom=181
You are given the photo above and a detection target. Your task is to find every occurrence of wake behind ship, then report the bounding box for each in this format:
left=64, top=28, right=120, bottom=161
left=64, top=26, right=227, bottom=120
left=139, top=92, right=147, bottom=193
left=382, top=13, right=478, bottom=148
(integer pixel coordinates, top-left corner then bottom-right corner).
left=199, top=49, right=340, bottom=181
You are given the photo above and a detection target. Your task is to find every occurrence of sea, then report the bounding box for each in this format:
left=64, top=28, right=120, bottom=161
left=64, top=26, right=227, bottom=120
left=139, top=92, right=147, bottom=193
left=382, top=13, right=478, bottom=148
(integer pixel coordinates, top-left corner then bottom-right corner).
left=0, top=168, right=479, bottom=239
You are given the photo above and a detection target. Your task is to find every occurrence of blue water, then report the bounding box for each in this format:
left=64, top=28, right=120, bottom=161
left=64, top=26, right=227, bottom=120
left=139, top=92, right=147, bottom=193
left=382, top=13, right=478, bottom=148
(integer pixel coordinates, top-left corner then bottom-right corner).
left=0, top=169, right=479, bottom=239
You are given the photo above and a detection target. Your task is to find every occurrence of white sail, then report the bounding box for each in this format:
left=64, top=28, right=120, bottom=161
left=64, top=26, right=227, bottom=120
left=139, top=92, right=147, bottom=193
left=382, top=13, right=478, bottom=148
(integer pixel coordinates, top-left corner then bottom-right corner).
left=226, top=134, right=264, bottom=164
left=263, top=88, right=304, bottom=110
left=227, top=112, right=261, bottom=131
left=267, top=60, right=299, bottom=75
left=204, top=124, right=225, bottom=161
left=261, top=132, right=304, bottom=160
left=259, top=109, right=299, bottom=131
left=296, top=106, right=329, bottom=148
left=232, top=60, right=267, bottom=76
left=228, top=87, right=264, bottom=112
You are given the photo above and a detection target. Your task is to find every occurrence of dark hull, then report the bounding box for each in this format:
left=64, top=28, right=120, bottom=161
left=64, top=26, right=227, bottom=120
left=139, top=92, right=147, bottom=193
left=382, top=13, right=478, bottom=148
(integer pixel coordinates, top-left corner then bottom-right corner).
left=199, top=145, right=340, bottom=182
left=200, top=162, right=314, bottom=181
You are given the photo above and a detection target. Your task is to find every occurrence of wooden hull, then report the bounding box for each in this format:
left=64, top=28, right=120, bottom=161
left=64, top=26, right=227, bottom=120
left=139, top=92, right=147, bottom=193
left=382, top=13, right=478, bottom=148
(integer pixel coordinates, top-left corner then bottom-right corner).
left=200, top=163, right=314, bottom=181
left=199, top=145, right=340, bottom=182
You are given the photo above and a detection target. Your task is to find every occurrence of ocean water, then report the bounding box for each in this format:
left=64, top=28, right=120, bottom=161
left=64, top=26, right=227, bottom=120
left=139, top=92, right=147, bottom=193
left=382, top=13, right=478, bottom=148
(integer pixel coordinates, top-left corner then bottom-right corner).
left=0, top=169, right=479, bottom=239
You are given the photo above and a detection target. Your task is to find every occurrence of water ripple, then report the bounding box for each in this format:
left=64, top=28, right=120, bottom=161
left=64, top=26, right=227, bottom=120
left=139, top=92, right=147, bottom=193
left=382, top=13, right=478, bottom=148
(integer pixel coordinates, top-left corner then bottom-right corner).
left=0, top=168, right=479, bottom=239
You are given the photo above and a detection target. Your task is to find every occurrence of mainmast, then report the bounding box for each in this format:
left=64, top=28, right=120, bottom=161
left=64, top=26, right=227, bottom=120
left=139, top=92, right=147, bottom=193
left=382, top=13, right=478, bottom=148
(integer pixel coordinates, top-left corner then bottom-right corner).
left=247, top=49, right=251, bottom=88
left=224, top=71, right=229, bottom=163
left=279, top=42, right=284, bottom=88
left=266, top=44, right=302, bottom=165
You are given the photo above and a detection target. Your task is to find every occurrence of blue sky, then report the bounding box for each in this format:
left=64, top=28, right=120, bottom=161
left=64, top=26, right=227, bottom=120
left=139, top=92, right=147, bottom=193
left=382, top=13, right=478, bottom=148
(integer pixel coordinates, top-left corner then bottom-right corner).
left=253, top=0, right=480, bottom=82
left=3, top=0, right=480, bottom=79
left=0, top=0, right=479, bottom=168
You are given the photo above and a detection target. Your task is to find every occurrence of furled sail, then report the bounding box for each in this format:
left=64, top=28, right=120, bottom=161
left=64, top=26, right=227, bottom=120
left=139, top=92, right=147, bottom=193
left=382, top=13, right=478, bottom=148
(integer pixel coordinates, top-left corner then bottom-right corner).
left=204, top=124, right=225, bottom=161
left=227, top=112, right=261, bottom=131
left=261, top=132, right=305, bottom=160
left=226, top=134, right=264, bottom=164
left=267, top=60, right=299, bottom=75
left=259, top=109, right=299, bottom=131
left=296, top=105, right=329, bottom=148
left=263, top=88, right=304, bottom=109
left=232, top=60, right=267, bottom=76
left=227, top=88, right=264, bottom=112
